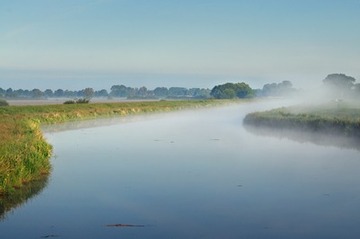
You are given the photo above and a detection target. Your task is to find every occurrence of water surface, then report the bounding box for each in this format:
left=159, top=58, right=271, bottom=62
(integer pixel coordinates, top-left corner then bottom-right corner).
left=1, top=102, right=360, bottom=238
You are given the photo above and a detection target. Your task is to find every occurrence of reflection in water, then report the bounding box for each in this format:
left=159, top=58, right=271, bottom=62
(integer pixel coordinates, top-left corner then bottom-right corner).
left=42, top=114, right=163, bottom=133
left=0, top=176, right=49, bottom=220
left=244, top=124, right=360, bottom=151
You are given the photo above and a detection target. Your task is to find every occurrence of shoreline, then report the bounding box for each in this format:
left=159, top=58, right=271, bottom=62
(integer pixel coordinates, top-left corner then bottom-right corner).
left=243, top=103, right=360, bottom=139
left=6, top=98, right=162, bottom=106
left=0, top=99, right=234, bottom=196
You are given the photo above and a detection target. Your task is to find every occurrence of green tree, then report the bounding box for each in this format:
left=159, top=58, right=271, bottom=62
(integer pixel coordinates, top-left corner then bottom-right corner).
left=31, top=89, right=43, bottom=99
left=110, top=85, right=128, bottom=97
left=44, top=89, right=53, bottom=98
left=137, top=86, right=148, bottom=97
left=54, top=89, right=64, bottom=97
left=323, top=73, right=355, bottom=89
left=211, top=82, right=253, bottom=99
left=95, top=89, right=109, bottom=97
left=5, top=88, right=15, bottom=98
left=261, top=81, right=294, bottom=97
left=154, top=87, right=169, bottom=97
left=168, top=87, right=188, bottom=97
left=323, top=73, right=356, bottom=98
left=0, top=88, right=5, bottom=97
left=83, top=87, right=94, bottom=100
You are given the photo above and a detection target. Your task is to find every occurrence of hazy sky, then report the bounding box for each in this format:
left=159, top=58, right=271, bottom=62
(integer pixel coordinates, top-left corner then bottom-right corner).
left=1, top=0, right=359, bottom=90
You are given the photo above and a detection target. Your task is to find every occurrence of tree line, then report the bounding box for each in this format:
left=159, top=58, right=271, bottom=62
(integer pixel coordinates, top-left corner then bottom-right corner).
left=322, top=73, right=360, bottom=99
left=0, top=81, right=296, bottom=101
left=2, top=73, right=357, bottom=102
left=0, top=86, right=211, bottom=100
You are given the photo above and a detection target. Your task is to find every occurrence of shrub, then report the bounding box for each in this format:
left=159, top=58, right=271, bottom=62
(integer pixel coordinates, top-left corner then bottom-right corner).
left=76, top=98, right=90, bottom=104
left=0, top=99, right=9, bottom=106
left=63, top=98, right=90, bottom=104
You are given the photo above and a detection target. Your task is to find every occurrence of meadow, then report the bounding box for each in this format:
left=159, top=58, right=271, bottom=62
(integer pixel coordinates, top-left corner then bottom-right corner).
left=0, top=100, right=223, bottom=196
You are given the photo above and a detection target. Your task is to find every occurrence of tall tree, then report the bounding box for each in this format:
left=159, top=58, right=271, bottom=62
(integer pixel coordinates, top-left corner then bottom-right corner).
left=44, top=89, right=53, bottom=98
left=168, top=87, right=188, bottom=97
left=211, top=82, right=254, bottom=99
left=0, top=88, right=5, bottom=97
left=5, top=88, right=14, bottom=98
left=323, top=73, right=355, bottom=89
left=261, top=81, right=294, bottom=97
left=83, top=88, right=94, bottom=99
left=95, top=89, right=109, bottom=97
left=110, top=85, right=128, bottom=97
left=323, top=73, right=356, bottom=98
left=54, top=89, right=64, bottom=97
left=31, top=89, right=43, bottom=98
left=137, top=86, right=148, bottom=97
left=154, top=87, right=169, bottom=97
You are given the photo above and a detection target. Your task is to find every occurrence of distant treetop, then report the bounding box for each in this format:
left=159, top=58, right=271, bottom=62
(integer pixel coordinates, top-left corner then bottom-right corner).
left=210, top=82, right=254, bottom=99
left=322, top=73, right=357, bottom=99
left=323, top=73, right=356, bottom=89
left=260, top=80, right=295, bottom=97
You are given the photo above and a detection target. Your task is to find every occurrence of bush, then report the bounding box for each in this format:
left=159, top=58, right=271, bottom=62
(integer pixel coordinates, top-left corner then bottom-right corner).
left=76, top=98, right=90, bottom=104
left=63, top=98, right=90, bottom=104
left=0, top=99, right=9, bottom=106
left=210, top=82, right=254, bottom=99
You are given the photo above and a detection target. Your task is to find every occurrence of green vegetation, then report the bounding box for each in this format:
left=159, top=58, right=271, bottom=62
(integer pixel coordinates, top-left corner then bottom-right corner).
left=0, top=100, right=225, bottom=196
left=244, top=102, right=360, bottom=138
left=1, top=80, right=300, bottom=101
left=258, top=80, right=297, bottom=97
left=63, top=100, right=76, bottom=104
left=0, top=115, right=52, bottom=196
left=0, top=85, right=211, bottom=100
left=0, top=99, right=9, bottom=106
left=64, top=98, right=90, bottom=104
left=322, top=73, right=360, bottom=100
left=210, top=82, right=254, bottom=99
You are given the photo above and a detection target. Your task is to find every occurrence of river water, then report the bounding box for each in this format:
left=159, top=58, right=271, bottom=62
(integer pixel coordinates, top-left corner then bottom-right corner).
left=1, top=101, right=360, bottom=239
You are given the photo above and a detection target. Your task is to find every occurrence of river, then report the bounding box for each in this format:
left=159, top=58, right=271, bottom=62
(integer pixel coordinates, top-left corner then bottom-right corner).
left=1, top=101, right=360, bottom=239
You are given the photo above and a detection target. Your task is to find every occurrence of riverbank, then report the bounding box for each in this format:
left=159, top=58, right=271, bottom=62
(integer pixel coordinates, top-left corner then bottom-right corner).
left=0, top=99, right=229, bottom=196
left=243, top=102, right=360, bottom=138
left=5, top=98, right=159, bottom=106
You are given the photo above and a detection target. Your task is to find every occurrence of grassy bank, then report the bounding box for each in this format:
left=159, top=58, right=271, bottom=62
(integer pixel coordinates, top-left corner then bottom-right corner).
left=243, top=102, right=360, bottom=138
left=0, top=100, right=225, bottom=196
left=0, top=116, right=51, bottom=195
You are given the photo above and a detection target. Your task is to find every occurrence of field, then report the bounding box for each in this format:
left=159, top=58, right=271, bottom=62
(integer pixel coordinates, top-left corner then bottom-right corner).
left=0, top=99, right=226, bottom=196
left=243, top=101, right=360, bottom=138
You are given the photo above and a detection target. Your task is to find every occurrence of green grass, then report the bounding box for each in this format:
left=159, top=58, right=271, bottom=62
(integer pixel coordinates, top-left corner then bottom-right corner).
left=0, top=99, right=229, bottom=196
left=243, top=102, right=360, bottom=138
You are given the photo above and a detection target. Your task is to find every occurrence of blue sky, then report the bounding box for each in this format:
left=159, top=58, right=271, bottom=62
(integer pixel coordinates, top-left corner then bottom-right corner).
left=1, top=0, right=360, bottom=90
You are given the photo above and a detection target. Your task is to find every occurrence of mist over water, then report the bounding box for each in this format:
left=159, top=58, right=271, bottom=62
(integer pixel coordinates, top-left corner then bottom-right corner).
left=1, top=101, right=360, bottom=239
